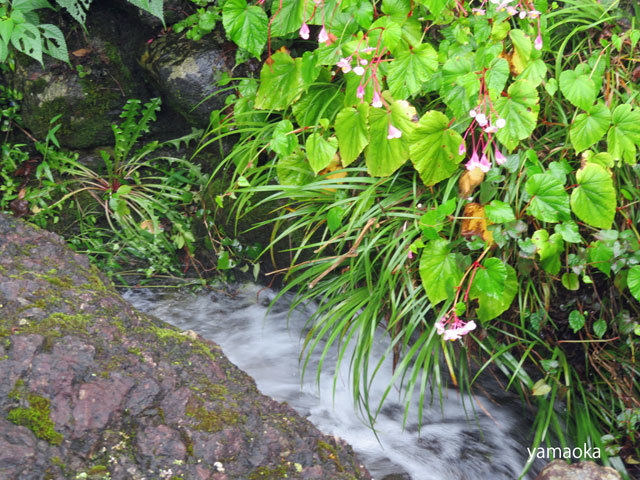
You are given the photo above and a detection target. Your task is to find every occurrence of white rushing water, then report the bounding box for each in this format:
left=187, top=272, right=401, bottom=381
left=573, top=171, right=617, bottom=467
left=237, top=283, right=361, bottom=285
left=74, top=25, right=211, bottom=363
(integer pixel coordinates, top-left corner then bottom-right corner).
left=123, top=284, right=540, bottom=480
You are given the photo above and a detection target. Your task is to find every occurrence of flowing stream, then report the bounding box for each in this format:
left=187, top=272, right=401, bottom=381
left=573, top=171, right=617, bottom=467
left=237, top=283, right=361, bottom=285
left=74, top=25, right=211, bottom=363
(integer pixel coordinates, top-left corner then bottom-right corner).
left=123, top=283, right=541, bottom=480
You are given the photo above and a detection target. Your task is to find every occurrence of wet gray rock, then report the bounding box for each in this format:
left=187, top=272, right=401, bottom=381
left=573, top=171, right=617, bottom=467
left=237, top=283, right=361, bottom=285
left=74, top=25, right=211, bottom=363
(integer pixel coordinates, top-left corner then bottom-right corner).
left=141, top=30, right=243, bottom=127
left=0, top=212, right=370, bottom=480
left=535, top=460, right=622, bottom=480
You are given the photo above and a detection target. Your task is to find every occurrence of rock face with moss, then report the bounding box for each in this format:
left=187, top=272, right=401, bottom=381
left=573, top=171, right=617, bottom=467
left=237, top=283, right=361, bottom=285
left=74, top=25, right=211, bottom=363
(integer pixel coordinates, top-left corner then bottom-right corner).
left=0, top=212, right=371, bottom=480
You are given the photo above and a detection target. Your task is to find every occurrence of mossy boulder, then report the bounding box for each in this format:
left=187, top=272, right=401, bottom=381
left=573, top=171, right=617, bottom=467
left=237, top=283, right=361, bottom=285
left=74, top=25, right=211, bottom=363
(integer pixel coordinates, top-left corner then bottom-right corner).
left=0, top=212, right=371, bottom=480
left=140, top=29, right=256, bottom=127
left=8, top=5, right=151, bottom=149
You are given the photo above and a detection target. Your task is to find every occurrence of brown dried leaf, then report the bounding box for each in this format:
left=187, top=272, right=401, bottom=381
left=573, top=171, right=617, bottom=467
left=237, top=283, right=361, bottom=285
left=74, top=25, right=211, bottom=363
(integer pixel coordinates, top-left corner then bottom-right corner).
left=72, top=48, right=91, bottom=57
left=318, top=153, right=347, bottom=192
left=459, top=167, right=485, bottom=197
left=460, top=203, right=493, bottom=245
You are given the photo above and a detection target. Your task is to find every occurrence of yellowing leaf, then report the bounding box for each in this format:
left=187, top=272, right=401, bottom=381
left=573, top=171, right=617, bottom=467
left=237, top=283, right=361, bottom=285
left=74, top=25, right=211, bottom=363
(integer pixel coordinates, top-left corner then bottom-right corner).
left=460, top=203, right=493, bottom=245
left=458, top=167, right=485, bottom=197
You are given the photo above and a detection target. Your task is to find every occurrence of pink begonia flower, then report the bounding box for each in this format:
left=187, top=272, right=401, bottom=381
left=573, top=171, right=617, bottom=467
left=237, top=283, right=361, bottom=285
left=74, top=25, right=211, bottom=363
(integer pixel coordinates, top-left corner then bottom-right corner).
left=313, top=0, right=322, bottom=4
left=299, top=22, right=310, bottom=40
left=459, top=321, right=477, bottom=335
left=495, top=149, right=507, bottom=165
left=466, top=151, right=480, bottom=170
left=388, top=124, right=402, bottom=139
left=519, top=10, right=527, bottom=19
left=496, top=117, right=506, bottom=129
left=459, top=142, right=466, bottom=155
left=408, top=250, right=414, bottom=259
left=472, top=8, right=486, bottom=15
left=372, top=90, right=383, bottom=108
left=360, top=59, right=368, bottom=66
left=356, top=85, right=365, bottom=99
left=337, top=58, right=352, bottom=73
left=534, top=33, right=543, bottom=50
left=353, top=65, right=365, bottom=76
left=435, top=319, right=446, bottom=335
left=444, top=328, right=461, bottom=341
left=484, top=125, right=498, bottom=134
left=506, top=6, right=517, bottom=15
left=480, top=153, right=491, bottom=171
left=476, top=113, right=488, bottom=127
left=469, top=109, right=477, bottom=118
left=318, top=26, right=329, bottom=44
left=528, top=10, right=541, bottom=19
left=466, top=151, right=491, bottom=172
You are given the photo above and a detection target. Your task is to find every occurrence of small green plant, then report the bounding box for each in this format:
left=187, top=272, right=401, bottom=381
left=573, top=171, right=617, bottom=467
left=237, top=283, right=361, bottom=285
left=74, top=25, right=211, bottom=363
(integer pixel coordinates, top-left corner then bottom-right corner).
left=37, top=98, right=205, bottom=277
left=174, top=1, right=220, bottom=42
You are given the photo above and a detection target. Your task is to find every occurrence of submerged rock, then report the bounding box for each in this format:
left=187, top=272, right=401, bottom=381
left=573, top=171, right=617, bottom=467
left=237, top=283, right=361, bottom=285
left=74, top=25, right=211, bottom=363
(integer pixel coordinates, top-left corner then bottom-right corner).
left=0, top=212, right=371, bottom=480
left=535, top=460, right=622, bottom=480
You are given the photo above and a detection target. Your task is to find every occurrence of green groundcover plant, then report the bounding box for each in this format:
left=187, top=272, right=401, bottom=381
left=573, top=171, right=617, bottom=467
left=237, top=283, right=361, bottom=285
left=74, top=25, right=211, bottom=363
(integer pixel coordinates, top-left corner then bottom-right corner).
left=203, top=0, right=640, bottom=477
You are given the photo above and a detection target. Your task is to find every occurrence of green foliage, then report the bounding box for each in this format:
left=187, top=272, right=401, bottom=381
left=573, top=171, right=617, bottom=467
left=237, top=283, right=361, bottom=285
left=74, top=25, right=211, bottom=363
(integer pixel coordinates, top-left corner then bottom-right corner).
left=18, top=99, right=206, bottom=278
left=209, top=0, right=640, bottom=475
left=0, top=0, right=163, bottom=65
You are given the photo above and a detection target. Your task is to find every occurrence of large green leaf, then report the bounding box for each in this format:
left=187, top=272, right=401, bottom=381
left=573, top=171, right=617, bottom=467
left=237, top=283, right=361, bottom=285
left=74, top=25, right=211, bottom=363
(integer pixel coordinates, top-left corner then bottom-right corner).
left=485, top=57, right=509, bottom=97
left=472, top=257, right=507, bottom=298
left=569, top=103, right=611, bottom=153
left=270, top=119, right=298, bottom=157
left=335, top=104, right=369, bottom=166
left=305, top=133, right=338, bottom=174
left=222, top=0, right=268, bottom=59
left=127, top=0, right=164, bottom=22
left=365, top=99, right=416, bottom=176
left=255, top=51, right=303, bottom=110
left=419, top=238, right=462, bottom=305
left=628, top=266, right=640, bottom=303
left=525, top=173, right=570, bottom=223
left=39, top=24, right=68, bottom=63
left=10, top=23, right=42, bottom=65
left=408, top=111, right=464, bottom=186
left=292, top=84, right=344, bottom=127
left=570, top=163, right=616, bottom=229
left=56, top=0, right=92, bottom=24
left=494, top=79, right=539, bottom=152
left=607, top=104, right=640, bottom=164
left=387, top=43, right=438, bottom=99
left=419, top=0, right=449, bottom=17
left=269, top=0, right=305, bottom=37
left=470, top=263, right=517, bottom=322
left=276, top=148, right=314, bottom=186
left=559, top=69, right=596, bottom=110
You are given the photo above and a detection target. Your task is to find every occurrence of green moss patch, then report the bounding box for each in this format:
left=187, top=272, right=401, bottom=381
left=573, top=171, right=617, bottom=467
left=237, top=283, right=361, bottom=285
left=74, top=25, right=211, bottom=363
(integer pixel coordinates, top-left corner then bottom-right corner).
left=7, top=394, right=63, bottom=445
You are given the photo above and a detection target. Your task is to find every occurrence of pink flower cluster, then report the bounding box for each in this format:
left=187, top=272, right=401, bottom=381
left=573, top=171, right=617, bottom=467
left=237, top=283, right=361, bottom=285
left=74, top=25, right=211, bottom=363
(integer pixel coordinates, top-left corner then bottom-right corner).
left=473, top=0, right=543, bottom=50
left=335, top=35, right=401, bottom=139
left=298, top=0, right=332, bottom=45
left=460, top=71, right=508, bottom=173
left=435, top=312, right=477, bottom=341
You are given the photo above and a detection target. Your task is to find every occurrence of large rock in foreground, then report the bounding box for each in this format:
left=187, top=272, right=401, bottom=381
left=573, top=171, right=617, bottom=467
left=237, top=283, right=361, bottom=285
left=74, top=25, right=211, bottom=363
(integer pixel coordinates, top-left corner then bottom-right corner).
left=0, top=213, right=370, bottom=480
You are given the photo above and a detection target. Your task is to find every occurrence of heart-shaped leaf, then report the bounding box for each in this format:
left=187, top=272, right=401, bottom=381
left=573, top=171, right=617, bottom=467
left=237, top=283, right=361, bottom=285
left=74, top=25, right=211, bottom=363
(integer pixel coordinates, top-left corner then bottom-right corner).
left=409, top=111, right=464, bottom=186
left=525, top=173, right=570, bottom=223
left=569, top=103, right=611, bottom=153
left=494, top=79, right=539, bottom=152
left=559, top=69, right=596, bottom=110
left=570, top=163, right=616, bottom=229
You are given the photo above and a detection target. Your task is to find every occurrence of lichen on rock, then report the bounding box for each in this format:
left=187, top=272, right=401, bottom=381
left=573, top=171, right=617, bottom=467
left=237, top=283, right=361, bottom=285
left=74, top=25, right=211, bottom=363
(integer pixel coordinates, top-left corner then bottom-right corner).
left=0, top=212, right=371, bottom=480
